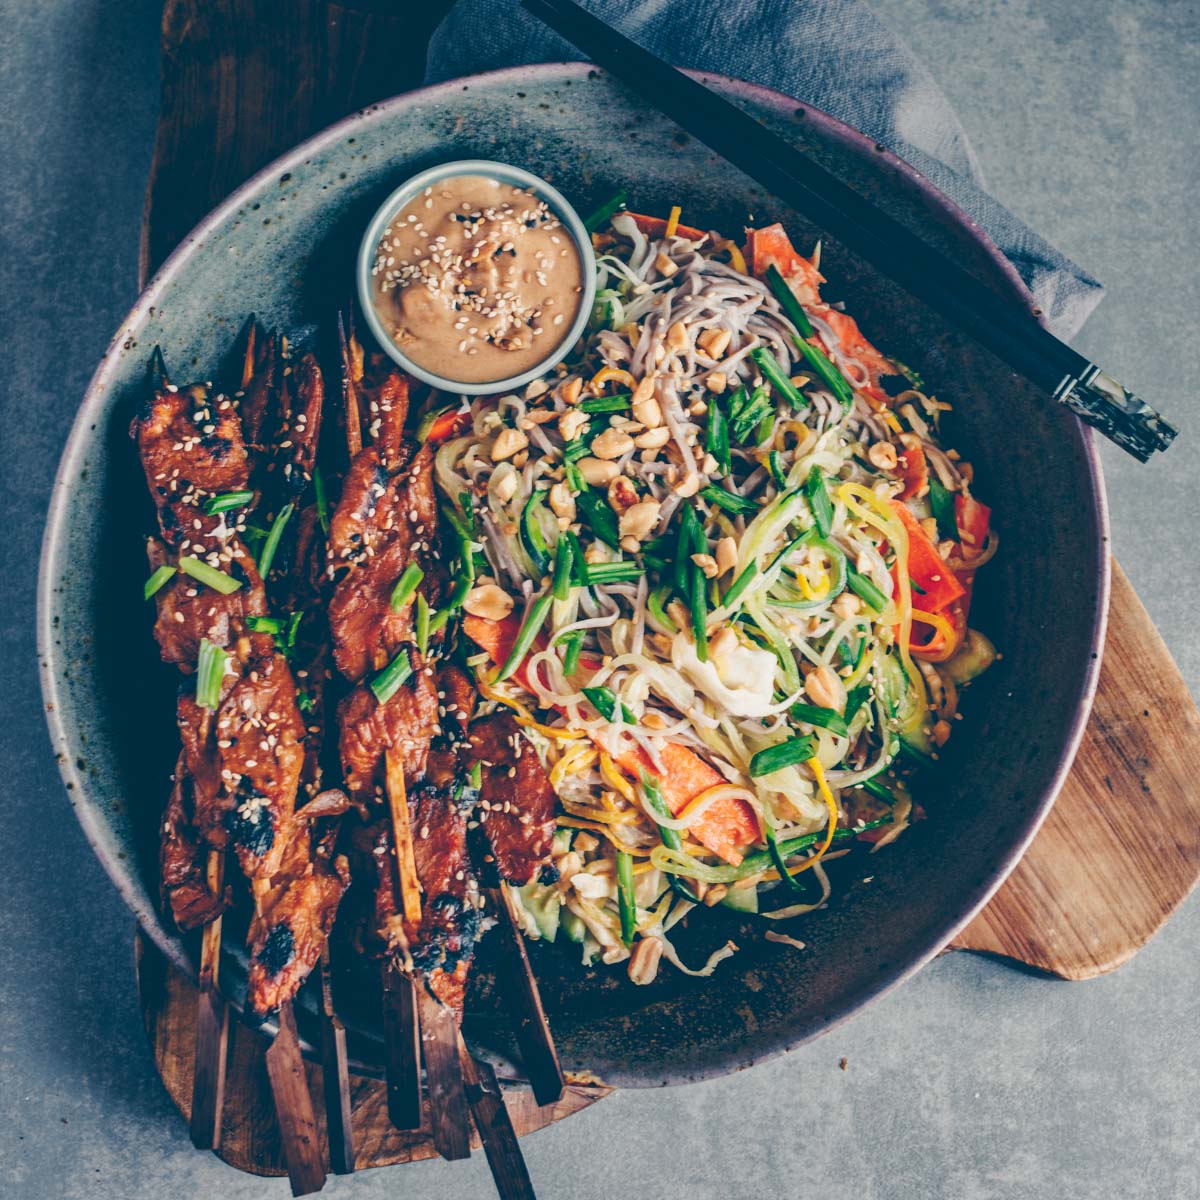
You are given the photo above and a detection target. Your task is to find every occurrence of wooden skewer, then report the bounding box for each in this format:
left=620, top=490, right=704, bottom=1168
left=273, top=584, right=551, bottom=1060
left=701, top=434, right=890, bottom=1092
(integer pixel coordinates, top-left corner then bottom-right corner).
left=384, top=750, right=422, bottom=929
left=416, top=984, right=472, bottom=1162
left=381, top=960, right=422, bottom=1129
left=189, top=845, right=229, bottom=1149
left=318, top=948, right=355, bottom=1175
left=457, top=1032, right=537, bottom=1200
left=264, top=1002, right=328, bottom=1197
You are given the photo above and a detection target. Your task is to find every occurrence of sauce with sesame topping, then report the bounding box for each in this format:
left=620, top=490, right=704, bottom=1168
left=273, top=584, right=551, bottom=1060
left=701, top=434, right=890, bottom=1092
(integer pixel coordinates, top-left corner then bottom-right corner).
left=370, top=175, right=583, bottom=384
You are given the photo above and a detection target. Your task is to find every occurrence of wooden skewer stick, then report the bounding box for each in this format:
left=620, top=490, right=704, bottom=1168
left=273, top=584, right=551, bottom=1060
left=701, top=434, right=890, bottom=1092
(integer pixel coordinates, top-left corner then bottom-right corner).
left=457, top=1032, right=537, bottom=1200
left=264, top=1002, right=328, bottom=1197
left=318, top=948, right=355, bottom=1174
left=384, top=750, right=422, bottom=929
left=189, top=845, right=229, bottom=1149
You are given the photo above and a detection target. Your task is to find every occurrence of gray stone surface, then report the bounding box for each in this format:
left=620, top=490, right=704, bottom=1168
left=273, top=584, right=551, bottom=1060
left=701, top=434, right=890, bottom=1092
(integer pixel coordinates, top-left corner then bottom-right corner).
left=1, top=1, right=1196, bottom=1197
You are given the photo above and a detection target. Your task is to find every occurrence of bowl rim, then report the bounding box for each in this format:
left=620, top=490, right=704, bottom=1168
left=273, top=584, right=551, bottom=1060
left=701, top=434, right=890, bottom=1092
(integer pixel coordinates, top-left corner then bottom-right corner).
left=37, top=60, right=1110, bottom=1080
left=354, top=157, right=598, bottom=393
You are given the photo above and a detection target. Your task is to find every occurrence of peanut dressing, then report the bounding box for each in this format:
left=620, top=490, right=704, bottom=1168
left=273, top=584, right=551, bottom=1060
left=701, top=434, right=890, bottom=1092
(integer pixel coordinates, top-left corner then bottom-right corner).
left=371, top=175, right=583, bottom=384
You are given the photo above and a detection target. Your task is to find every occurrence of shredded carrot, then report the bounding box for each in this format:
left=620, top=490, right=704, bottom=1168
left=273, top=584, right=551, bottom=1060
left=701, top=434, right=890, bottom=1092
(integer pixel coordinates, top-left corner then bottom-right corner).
left=665, top=205, right=682, bottom=238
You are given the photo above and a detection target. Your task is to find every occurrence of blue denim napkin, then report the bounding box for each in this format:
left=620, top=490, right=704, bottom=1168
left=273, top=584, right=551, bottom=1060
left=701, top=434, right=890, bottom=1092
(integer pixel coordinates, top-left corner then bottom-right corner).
left=425, top=0, right=1103, bottom=339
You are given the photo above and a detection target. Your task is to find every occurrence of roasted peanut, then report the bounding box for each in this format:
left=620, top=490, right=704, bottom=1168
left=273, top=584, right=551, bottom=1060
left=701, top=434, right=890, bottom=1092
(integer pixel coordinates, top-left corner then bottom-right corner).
left=491, top=427, right=528, bottom=461
left=576, top=456, right=620, bottom=486
left=590, top=428, right=636, bottom=460
left=462, top=584, right=515, bottom=621
left=619, top=498, right=661, bottom=542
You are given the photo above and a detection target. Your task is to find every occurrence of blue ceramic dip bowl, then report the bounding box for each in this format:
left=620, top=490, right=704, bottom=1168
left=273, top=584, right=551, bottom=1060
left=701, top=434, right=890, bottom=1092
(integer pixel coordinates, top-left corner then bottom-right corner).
left=356, top=158, right=597, bottom=394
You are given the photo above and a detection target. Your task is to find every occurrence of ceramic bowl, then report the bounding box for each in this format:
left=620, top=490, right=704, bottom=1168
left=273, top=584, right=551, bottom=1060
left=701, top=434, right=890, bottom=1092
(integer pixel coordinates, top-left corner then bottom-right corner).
left=355, top=158, right=596, bottom=393
left=38, top=64, right=1107, bottom=1088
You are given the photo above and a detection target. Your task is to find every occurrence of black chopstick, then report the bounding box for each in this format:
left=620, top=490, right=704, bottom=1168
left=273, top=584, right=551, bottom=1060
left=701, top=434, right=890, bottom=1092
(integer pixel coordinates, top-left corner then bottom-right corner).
left=522, top=0, right=1177, bottom=462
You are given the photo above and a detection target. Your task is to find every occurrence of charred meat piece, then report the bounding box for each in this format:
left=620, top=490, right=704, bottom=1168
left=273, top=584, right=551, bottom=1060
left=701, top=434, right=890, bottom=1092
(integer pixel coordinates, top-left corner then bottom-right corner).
left=280, top=351, right=324, bottom=494
left=337, top=663, right=440, bottom=798
left=160, top=755, right=230, bottom=930
left=469, top=712, right=557, bottom=887
left=245, top=792, right=352, bottom=1015
left=327, top=435, right=443, bottom=682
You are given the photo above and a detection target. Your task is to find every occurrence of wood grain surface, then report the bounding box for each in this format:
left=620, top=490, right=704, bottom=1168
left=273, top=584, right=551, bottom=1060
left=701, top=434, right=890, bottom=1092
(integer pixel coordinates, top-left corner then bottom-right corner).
left=134, top=0, right=1200, bottom=1180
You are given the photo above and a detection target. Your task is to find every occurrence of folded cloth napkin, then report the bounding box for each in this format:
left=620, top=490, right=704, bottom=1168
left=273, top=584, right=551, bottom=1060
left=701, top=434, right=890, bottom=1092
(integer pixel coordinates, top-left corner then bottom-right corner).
left=425, top=0, right=1103, bottom=339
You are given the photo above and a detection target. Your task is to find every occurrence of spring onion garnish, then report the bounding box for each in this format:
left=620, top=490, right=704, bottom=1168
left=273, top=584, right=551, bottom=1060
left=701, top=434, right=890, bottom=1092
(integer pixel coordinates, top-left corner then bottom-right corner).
left=415, top=593, right=431, bottom=657
left=767, top=825, right=811, bottom=895
left=847, top=568, right=888, bottom=612
left=563, top=434, right=594, bottom=463
left=674, top=504, right=698, bottom=598
left=700, top=485, right=758, bottom=516
left=792, top=334, right=854, bottom=408
left=390, top=562, right=424, bottom=611
left=565, top=530, right=588, bottom=587
left=768, top=450, right=789, bottom=490
left=575, top=487, right=620, bottom=550
left=584, top=187, right=628, bottom=233
left=370, top=649, right=413, bottom=705
left=552, top=535, right=575, bottom=601
left=804, top=466, right=833, bottom=538
left=789, top=702, right=850, bottom=738
left=765, top=263, right=814, bottom=337
left=722, top=560, right=758, bottom=610
left=748, top=736, right=817, bottom=778
left=195, top=638, right=229, bottom=711
left=750, top=345, right=804, bottom=409
left=583, top=560, right=644, bottom=585
left=647, top=584, right=678, bottom=633
left=860, top=776, right=894, bottom=804
left=495, top=593, right=552, bottom=683
left=205, top=490, right=254, bottom=515
left=179, top=555, right=243, bottom=595
left=314, top=467, right=330, bottom=534
left=582, top=686, right=636, bottom=725
left=845, top=685, right=872, bottom=723
left=144, top=564, right=176, bottom=600
left=706, top=397, right=731, bottom=476
left=928, top=476, right=958, bottom=542
left=521, top=489, right=551, bottom=575
left=257, top=502, right=294, bottom=578
left=469, top=761, right=483, bottom=791
left=579, top=393, right=631, bottom=413
left=561, top=629, right=584, bottom=675
left=728, top=384, right=773, bottom=443
left=689, top=554, right=709, bottom=662
left=246, top=615, right=283, bottom=634
left=616, top=850, right=636, bottom=946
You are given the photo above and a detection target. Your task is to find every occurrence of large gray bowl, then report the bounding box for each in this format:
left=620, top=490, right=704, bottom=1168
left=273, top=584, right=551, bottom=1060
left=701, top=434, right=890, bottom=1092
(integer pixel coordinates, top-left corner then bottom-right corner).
left=38, top=64, right=1108, bottom=1088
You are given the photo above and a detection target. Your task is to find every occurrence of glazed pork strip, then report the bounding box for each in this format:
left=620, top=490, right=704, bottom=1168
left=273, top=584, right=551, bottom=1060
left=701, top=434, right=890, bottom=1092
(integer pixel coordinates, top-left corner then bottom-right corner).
left=467, top=712, right=557, bottom=888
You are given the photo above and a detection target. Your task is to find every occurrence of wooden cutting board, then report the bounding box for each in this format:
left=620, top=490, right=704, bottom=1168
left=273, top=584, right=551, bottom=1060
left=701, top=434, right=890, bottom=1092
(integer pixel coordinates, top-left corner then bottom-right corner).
left=134, top=0, right=1200, bottom=1179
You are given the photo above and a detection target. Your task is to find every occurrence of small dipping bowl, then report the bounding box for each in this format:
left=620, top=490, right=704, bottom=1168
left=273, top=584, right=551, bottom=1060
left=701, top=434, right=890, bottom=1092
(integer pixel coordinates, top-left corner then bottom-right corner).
left=357, top=159, right=597, bottom=395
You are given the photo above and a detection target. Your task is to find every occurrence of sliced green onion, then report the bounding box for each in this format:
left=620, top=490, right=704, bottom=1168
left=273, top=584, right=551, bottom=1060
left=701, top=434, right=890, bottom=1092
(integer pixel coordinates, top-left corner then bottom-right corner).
left=579, top=394, right=630, bottom=413
left=314, top=467, right=330, bottom=534
left=469, top=761, right=483, bottom=790
left=283, top=610, right=303, bottom=653
left=616, top=851, right=636, bottom=946
left=561, top=629, right=584, bottom=676
left=765, top=263, right=814, bottom=337
left=521, top=489, right=551, bottom=575
left=792, top=334, right=854, bottom=408
left=789, top=702, right=850, bottom=738
left=768, top=450, right=789, bottom=490
left=804, top=467, right=833, bottom=538
left=722, top=561, right=758, bottom=610
left=415, top=593, right=431, bottom=657
left=689, top=555, right=708, bottom=662
left=205, top=490, right=254, bottom=515
left=706, top=397, right=730, bottom=476
left=584, top=188, right=628, bottom=233
left=179, top=555, right=243, bottom=595
left=144, top=565, right=176, bottom=600
left=370, top=649, right=413, bottom=704
left=767, top=824, right=811, bottom=895
left=729, top=385, right=773, bottom=443
left=552, top=535, right=575, bottom=601
left=257, top=502, right=294, bottom=578
left=390, top=562, right=424, bottom=611
left=647, top=584, right=678, bottom=634
left=748, top=736, right=816, bottom=778
left=860, top=776, right=894, bottom=804
left=495, top=593, right=552, bottom=683
left=750, top=345, right=804, bottom=409
left=584, top=560, right=643, bottom=585
left=565, top=530, right=588, bottom=587
left=246, top=615, right=284, bottom=634
left=582, top=685, right=636, bottom=725
left=575, top=488, right=620, bottom=550
left=638, top=772, right=698, bottom=905
left=563, top=436, right=593, bottom=463
left=847, top=569, right=889, bottom=612
left=195, top=638, right=229, bottom=711
left=845, top=685, right=873, bottom=723
left=700, top=485, right=759, bottom=516
left=754, top=410, right=775, bottom=446
left=928, top=476, right=958, bottom=542
left=673, top=503, right=698, bottom=598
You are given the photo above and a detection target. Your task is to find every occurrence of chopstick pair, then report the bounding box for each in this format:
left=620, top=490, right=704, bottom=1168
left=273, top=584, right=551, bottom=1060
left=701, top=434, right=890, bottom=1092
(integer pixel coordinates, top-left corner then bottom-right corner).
left=522, top=0, right=1177, bottom=462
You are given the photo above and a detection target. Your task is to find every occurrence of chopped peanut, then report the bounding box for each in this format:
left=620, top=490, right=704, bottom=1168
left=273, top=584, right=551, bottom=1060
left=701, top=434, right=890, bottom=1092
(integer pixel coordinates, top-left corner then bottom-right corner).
left=805, top=665, right=847, bottom=712
left=691, top=553, right=719, bottom=579
left=590, top=428, right=636, bottom=460
left=715, top=536, right=738, bottom=577
left=577, top=456, right=620, bottom=486
left=491, top=427, right=528, bottom=461
left=666, top=321, right=689, bottom=352
left=561, top=376, right=583, bottom=405
left=653, top=251, right=679, bottom=278
left=634, top=426, right=671, bottom=450
left=619, top=499, right=661, bottom=542
left=463, top=584, right=514, bottom=621
left=705, top=371, right=728, bottom=393
left=628, top=935, right=664, bottom=985
left=607, top=475, right=639, bottom=514
left=697, top=327, right=732, bottom=358
left=558, top=408, right=589, bottom=443
left=549, top=481, right=576, bottom=522
left=867, top=441, right=898, bottom=471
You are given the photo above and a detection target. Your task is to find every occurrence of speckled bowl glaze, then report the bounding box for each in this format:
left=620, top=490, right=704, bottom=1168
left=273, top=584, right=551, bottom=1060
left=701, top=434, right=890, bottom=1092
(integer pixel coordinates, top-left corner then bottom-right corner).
left=356, top=158, right=597, bottom=393
left=39, top=64, right=1108, bottom=1089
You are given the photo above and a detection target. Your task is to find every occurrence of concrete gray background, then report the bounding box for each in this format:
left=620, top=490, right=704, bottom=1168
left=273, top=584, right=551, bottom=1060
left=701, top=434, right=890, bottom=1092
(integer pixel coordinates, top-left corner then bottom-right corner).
left=2, top=1, right=1197, bottom=1197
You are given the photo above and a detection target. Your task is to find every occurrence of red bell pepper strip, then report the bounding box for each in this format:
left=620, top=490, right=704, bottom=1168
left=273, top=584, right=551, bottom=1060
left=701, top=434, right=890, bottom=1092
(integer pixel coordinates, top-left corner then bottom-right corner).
left=954, top=493, right=991, bottom=559
left=463, top=613, right=758, bottom=865
left=624, top=211, right=708, bottom=242
left=888, top=499, right=965, bottom=614
left=895, top=443, right=929, bottom=500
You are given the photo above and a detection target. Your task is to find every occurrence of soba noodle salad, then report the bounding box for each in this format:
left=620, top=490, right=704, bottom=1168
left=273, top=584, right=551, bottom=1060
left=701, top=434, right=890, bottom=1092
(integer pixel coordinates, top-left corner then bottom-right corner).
left=430, top=204, right=998, bottom=984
